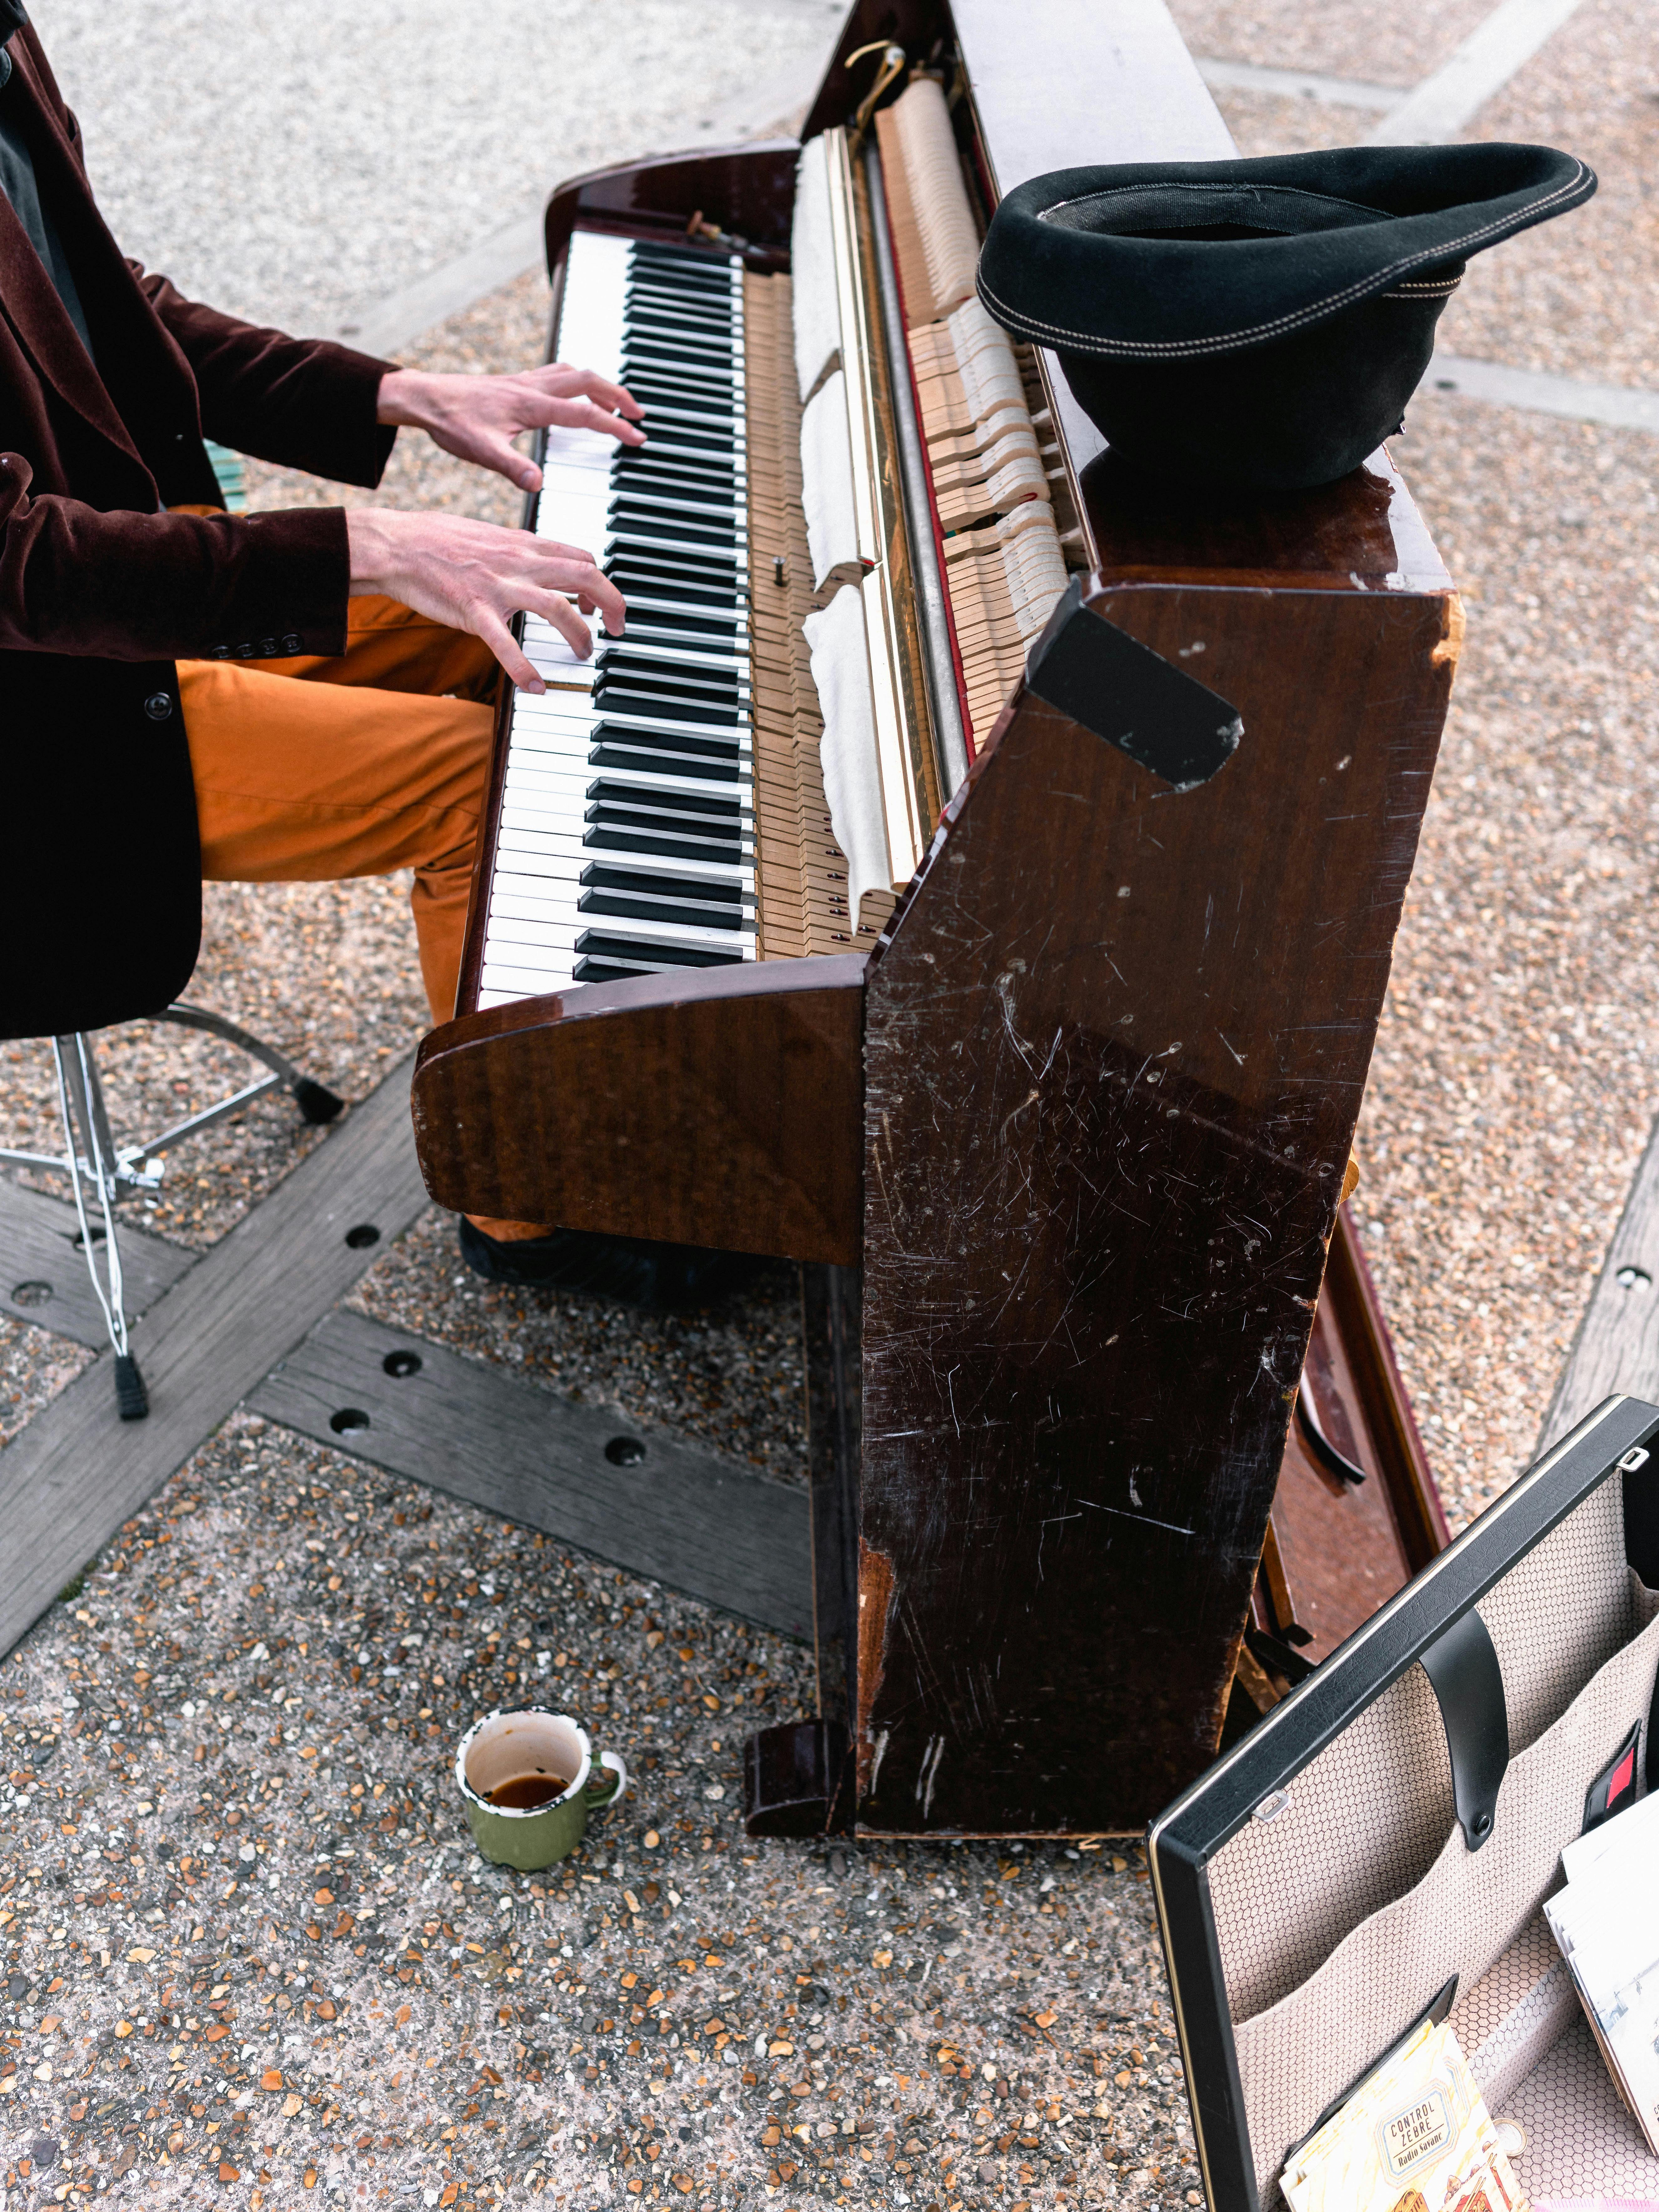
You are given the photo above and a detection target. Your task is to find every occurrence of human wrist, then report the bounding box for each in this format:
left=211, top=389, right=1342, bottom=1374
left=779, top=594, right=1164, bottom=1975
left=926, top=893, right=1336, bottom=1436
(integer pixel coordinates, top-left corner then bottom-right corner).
left=345, top=507, right=405, bottom=592
left=375, top=368, right=439, bottom=428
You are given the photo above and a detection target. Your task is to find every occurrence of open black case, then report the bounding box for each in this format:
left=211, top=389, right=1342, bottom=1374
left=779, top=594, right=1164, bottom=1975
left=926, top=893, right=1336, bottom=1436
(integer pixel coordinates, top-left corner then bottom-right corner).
left=1148, top=1394, right=1659, bottom=2208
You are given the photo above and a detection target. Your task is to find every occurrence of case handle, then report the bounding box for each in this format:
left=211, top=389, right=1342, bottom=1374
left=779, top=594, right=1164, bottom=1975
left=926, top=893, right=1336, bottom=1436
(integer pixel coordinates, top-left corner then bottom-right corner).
left=1419, top=1606, right=1508, bottom=1852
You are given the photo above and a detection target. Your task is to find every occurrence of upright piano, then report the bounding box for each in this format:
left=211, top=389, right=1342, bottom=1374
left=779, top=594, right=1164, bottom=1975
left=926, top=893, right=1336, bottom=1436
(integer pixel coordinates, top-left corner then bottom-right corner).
left=412, top=0, right=1461, bottom=1838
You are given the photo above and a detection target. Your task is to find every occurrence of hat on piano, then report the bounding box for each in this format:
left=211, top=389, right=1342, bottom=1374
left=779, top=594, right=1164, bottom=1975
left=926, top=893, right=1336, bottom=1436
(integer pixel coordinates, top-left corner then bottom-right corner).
left=977, top=144, right=1594, bottom=491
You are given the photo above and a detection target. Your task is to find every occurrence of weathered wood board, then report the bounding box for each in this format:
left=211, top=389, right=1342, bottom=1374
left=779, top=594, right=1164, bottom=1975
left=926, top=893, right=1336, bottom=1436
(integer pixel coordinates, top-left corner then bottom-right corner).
left=249, top=1308, right=813, bottom=1638
left=0, top=1058, right=430, bottom=1657
left=0, top=1180, right=192, bottom=1346
left=1541, top=1114, right=1659, bottom=1448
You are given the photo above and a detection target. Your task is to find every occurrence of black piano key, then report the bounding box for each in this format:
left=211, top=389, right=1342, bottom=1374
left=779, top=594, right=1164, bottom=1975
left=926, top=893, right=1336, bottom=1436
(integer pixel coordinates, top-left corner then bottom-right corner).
left=628, top=243, right=739, bottom=281
left=606, top=510, right=738, bottom=552
left=585, top=778, right=743, bottom=820
left=610, top=484, right=738, bottom=520
left=589, top=723, right=744, bottom=765
left=607, top=574, right=744, bottom=615
left=574, top=929, right=743, bottom=977
left=623, top=292, right=735, bottom=325
left=606, top=545, right=744, bottom=585
left=588, top=694, right=739, bottom=739
left=623, top=314, right=735, bottom=352
left=614, top=451, right=740, bottom=491
left=581, top=860, right=744, bottom=901
left=620, top=607, right=744, bottom=643
left=588, top=742, right=742, bottom=781
left=577, top=871, right=746, bottom=930
left=583, top=821, right=744, bottom=864
left=595, top=665, right=744, bottom=709
left=622, top=351, right=736, bottom=389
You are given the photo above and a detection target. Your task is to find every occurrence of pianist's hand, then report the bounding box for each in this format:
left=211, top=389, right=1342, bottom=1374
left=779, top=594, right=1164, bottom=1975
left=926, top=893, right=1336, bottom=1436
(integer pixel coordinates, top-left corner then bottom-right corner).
left=345, top=510, right=625, bottom=692
left=375, top=364, right=646, bottom=491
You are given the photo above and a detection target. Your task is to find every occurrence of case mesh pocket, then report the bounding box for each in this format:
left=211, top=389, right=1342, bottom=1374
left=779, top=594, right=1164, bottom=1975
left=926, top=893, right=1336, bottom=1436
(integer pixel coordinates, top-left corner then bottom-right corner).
left=1233, top=1601, right=1659, bottom=2199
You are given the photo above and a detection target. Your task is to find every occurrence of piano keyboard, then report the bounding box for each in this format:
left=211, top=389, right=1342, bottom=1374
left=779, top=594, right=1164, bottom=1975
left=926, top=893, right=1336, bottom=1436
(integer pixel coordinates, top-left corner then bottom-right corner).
left=477, top=231, right=758, bottom=1009
left=467, top=72, right=1082, bottom=1017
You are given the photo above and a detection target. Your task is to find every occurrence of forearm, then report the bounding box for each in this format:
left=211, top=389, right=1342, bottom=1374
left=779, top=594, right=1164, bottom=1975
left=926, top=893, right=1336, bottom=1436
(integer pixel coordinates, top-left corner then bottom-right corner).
left=139, top=270, right=401, bottom=489
left=0, top=457, right=350, bottom=662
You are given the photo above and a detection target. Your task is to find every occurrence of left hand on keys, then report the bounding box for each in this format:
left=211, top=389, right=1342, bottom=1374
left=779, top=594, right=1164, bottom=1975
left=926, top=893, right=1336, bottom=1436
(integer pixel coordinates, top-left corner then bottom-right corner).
left=376, top=364, right=646, bottom=492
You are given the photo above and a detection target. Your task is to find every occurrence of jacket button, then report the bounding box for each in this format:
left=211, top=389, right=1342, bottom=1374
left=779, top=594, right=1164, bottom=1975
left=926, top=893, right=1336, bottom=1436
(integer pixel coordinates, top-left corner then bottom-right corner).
left=234, top=642, right=256, bottom=658
left=257, top=637, right=279, bottom=657
left=208, top=644, right=230, bottom=660
left=280, top=633, right=303, bottom=654
left=144, top=692, right=174, bottom=721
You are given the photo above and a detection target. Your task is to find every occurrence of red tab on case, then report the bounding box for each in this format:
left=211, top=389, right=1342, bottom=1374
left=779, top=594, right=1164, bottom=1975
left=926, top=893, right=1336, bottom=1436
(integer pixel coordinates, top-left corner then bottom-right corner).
left=1608, top=1743, right=1636, bottom=1811
left=1583, top=1719, right=1643, bottom=1833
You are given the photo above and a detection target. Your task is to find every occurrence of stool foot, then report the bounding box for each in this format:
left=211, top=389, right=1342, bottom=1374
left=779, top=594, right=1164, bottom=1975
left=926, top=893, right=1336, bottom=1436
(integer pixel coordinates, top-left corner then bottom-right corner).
left=292, top=1078, right=345, bottom=1125
left=114, top=1354, right=149, bottom=1421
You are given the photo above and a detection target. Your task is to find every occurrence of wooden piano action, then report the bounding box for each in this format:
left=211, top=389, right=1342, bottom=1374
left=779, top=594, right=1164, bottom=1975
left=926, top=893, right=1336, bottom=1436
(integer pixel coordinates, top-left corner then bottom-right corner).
left=412, top=0, right=1461, bottom=1837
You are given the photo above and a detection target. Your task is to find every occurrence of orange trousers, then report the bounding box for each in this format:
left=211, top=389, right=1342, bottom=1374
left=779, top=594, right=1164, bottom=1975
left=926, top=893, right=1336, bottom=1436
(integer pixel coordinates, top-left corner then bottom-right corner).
left=178, top=592, right=496, bottom=1028
left=179, top=595, right=543, bottom=1241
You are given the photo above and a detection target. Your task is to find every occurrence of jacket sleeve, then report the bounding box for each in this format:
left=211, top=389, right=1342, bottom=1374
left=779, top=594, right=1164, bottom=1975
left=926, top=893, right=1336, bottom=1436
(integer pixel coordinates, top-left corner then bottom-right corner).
left=0, top=450, right=352, bottom=661
left=136, top=270, right=402, bottom=490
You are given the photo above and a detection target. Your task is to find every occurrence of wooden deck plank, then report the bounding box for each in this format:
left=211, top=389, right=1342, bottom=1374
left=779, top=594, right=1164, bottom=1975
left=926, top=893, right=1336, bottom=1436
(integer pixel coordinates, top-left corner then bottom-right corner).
left=1541, top=1114, right=1659, bottom=1448
left=0, top=1181, right=194, bottom=1347
left=249, top=1309, right=813, bottom=1640
left=0, top=1057, right=431, bottom=1658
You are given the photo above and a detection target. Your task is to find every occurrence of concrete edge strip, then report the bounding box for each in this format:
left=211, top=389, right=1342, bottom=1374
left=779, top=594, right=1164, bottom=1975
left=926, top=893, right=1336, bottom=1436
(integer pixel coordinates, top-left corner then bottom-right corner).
left=1428, top=352, right=1659, bottom=436
left=344, top=45, right=833, bottom=358
left=1362, top=0, right=1591, bottom=143
left=1195, top=58, right=1403, bottom=111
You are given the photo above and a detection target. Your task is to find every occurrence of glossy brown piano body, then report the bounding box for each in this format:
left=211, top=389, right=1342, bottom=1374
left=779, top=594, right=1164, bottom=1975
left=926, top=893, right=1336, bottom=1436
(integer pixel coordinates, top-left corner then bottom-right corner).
left=413, top=0, right=1457, bottom=1835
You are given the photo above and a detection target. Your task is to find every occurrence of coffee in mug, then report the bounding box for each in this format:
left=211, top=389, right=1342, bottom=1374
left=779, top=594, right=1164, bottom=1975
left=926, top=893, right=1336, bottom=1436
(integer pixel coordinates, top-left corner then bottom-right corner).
left=455, top=1708, right=627, bottom=1870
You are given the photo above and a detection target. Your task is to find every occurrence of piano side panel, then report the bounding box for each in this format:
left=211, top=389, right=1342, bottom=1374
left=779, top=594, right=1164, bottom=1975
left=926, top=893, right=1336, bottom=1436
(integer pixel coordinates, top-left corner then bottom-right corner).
left=411, top=957, right=867, bottom=1264
left=852, top=575, right=1459, bottom=1836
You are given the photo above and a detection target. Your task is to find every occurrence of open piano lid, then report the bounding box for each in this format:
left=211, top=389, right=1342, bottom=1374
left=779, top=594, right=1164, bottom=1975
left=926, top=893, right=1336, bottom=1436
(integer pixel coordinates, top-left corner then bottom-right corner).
left=801, top=0, right=1236, bottom=488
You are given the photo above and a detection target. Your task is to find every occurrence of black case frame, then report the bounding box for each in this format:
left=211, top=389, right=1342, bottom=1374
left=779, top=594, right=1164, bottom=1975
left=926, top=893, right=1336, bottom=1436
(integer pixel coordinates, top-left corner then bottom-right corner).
left=1147, top=1393, right=1659, bottom=2212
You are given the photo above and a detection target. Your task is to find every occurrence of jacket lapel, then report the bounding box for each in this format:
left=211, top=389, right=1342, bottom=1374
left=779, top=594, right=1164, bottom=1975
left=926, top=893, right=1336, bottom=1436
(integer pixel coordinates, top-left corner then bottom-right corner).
left=0, top=41, right=153, bottom=473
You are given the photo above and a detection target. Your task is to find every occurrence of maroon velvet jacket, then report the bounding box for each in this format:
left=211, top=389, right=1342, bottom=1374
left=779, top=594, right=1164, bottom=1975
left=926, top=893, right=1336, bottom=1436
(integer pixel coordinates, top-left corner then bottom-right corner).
left=0, top=23, right=400, bottom=1037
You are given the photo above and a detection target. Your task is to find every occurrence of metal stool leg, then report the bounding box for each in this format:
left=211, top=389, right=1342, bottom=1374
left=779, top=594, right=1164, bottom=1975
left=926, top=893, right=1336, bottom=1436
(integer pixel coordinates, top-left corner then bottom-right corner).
left=53, top=1034, right=148, bottom=1420
left=153, top=1002, right=344, bottom=1125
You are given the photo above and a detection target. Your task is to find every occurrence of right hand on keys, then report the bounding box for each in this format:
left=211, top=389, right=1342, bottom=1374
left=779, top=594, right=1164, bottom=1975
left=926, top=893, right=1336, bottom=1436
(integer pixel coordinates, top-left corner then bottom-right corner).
left=345, top=509, right=625, bottom=693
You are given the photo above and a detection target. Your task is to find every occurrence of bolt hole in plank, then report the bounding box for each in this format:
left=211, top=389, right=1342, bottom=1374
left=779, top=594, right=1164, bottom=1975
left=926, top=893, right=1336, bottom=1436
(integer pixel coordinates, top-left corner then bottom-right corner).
left=330, top=1408, right=372, bottom=1435
left=605, top=1437, right=647, bottom=1468
left=1617, top=1267, right=1651, bottom=1291
left=11, top=1281, right=52, bottom=1308
left=344, top=1223, right=381, bottom=1250
left=382, top=1350, right=423, bottom=1379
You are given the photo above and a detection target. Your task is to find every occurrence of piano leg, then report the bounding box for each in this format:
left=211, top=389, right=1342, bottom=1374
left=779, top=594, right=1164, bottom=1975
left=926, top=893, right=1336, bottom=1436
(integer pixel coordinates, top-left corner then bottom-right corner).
left=743, top=1262, right=861, bottom=1836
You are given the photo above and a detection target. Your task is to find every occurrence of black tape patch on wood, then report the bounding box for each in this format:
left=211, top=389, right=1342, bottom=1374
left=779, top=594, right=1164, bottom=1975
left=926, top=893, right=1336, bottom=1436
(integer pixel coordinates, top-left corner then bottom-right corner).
left=1024, top=577, right=1243, bottom=790
left=249, top=1308, right=814, bottom=1640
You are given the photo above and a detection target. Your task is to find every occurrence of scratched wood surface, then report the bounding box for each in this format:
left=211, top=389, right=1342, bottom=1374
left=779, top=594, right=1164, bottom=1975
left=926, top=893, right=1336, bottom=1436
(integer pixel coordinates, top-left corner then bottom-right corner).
left=1539, top=1113, right=1659, bottom=1450
left=413, top=956, right=867, bottom=1263
left=0, top=1059, right=430, bottom=1659
left=854, top=572, right=1458, bottom=1836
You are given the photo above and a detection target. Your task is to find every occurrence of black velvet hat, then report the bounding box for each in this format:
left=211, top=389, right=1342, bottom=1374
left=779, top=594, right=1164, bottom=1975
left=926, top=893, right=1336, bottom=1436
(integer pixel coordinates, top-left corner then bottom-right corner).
left=977, top=145, right=1594, bottom=491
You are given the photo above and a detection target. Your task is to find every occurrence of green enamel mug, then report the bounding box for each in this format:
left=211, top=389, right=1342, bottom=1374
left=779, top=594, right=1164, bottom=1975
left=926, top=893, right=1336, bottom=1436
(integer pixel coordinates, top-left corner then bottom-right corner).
left=455, top=1707, right=628, bottom=1871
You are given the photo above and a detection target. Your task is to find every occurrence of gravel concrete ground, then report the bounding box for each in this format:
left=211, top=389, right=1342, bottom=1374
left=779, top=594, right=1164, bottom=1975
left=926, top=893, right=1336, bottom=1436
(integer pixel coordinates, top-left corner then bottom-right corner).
left=30, top=0, right=843, bottom=340
left=2, top=1, right=1657, bottom=2207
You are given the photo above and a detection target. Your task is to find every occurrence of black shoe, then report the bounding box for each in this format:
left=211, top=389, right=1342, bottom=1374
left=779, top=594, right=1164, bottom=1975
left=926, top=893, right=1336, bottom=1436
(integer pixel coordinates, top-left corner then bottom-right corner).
left=458, top=1216, right=763, bottom=1311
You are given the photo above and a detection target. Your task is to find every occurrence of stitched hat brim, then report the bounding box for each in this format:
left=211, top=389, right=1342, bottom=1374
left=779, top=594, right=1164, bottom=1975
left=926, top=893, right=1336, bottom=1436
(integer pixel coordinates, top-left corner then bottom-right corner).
left=977, top=144, right=1595, bottom=361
